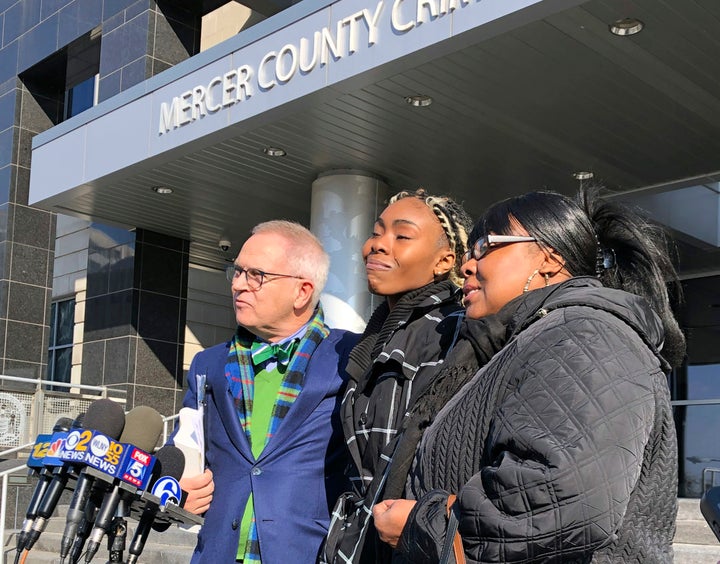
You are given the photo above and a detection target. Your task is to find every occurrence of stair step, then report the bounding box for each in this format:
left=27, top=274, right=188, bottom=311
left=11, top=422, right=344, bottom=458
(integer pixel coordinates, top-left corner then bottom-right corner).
left=3, top=547, right=195, bottom=564
left=37, top=515, right=198, bottom=546
left=7, top=532, right=720, bottom=563
left=4, top=509, right=198, bottom=563
left=674, top=520, right=719, bottom=545
left=673, top=542, right=720, bottom=564
left=4, top=532, right=196, bottom=564
left=9, top=498, right=715, bottom=561
left=3, top=550, right=60, bottom=563
left=679, top=497, right=704, bottom=521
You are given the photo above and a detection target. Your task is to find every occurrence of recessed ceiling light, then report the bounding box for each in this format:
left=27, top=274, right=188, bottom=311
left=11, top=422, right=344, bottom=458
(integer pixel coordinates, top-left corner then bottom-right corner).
left=263, top=146, right=286, bottom=157
left=609, top=18, right=644, bottom=36
left=573, top=171, right=594, bottom=180
left=151, top=185, right=173, bottom=194
left=404, top=94, right=433, bottom=107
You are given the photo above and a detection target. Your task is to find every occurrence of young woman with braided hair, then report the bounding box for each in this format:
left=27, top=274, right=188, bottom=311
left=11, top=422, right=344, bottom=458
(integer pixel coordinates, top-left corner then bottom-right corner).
left=321, top=188, right=473, bottom=564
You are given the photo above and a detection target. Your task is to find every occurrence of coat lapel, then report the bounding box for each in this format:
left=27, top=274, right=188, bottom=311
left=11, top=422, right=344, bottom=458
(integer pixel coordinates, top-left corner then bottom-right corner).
left=256, top=338, right=336, bottom=460
left=209, top=344, right=254, bottom=461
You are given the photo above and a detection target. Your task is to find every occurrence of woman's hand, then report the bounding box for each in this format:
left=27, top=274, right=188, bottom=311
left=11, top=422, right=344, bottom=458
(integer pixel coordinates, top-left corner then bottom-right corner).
left=373, top=498, right=417, bottom=548
left=180, top=468, right=214, bottom=515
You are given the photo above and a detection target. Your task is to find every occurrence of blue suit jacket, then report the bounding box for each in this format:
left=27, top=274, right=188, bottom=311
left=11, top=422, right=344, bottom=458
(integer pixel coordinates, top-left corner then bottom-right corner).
left=182, top=328, right=358, bottom=563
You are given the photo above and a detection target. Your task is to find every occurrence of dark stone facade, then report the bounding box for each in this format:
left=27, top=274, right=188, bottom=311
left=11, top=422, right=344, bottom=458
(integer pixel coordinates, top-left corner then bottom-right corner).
left=0, top=0, right=200, bottom=410
left=82, top=226, right=189, bottom=415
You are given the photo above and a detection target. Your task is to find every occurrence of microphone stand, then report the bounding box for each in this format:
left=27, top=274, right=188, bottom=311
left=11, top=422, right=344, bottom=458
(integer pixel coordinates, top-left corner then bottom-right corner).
left=106, top=500, right=128, bottom=563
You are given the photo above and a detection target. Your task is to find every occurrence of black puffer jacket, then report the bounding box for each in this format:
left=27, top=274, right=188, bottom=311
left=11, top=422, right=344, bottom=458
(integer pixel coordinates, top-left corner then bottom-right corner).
left=395, top=278, right=678, bottom=563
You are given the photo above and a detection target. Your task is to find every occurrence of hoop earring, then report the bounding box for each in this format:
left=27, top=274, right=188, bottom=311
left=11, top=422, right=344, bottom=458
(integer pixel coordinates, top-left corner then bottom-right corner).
left=544, top=273, right=549, bottom=286
left=523, top=269, right=539, bottom=293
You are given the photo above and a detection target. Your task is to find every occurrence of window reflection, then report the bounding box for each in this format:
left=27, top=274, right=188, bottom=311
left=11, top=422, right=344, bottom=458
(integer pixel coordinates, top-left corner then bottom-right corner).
left=64, top=75, right=97, bottom=119
left=47, top=299, right=75, bottom=390
left=677, top=364, right=720, bottom=497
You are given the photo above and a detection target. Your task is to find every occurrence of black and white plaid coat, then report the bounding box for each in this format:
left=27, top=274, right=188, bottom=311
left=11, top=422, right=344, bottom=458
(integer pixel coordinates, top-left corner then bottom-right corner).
left=344, top=285, right=465, bottom=496
left=321, top=281, right=464, bottom=563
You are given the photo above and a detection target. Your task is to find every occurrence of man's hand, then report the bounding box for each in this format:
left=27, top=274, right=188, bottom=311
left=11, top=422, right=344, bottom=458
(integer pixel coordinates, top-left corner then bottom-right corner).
left=180, top=468, right=215, bottom=515
left=372, top=498, right=416, bottom=548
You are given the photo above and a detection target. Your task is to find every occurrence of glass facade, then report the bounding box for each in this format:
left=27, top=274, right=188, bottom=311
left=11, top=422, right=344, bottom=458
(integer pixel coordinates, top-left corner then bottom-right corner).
left=672, top=273, right=720, bottom=497
left=64, top=74, right=96, bottom=120
left=47, top=298, right=75, bottom=387
left=675, top=364, right=720, bottom=497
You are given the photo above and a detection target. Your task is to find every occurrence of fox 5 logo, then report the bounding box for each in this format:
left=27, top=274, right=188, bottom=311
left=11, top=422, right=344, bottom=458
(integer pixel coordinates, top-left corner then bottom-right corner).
left=152, top=476, right=182, bottom=507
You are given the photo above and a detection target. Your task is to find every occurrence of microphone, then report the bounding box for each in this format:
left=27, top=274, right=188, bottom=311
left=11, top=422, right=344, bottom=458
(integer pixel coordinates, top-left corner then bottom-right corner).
left=125, top=445, right=186, bottom=564
left=14, top=416, right=74, bottom=556
left=26, top=399, right=125, bottom=551
left=83, top=406, right=164, bottom=563
left=66, top=485, right=105, bottom=564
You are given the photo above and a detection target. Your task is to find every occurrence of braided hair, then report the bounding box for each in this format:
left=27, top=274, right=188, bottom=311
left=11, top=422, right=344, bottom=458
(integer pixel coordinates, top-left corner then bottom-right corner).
left=389, top=188, right=473, bottom=287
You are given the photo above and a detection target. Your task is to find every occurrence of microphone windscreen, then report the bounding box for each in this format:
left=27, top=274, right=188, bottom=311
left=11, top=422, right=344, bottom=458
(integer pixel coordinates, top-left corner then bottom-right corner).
left=71, top=412, right=85, bottom=429
left=83, top=399, right=125, bottom=439
left=52, top=417, right=74, bottom=433
left=149, top=445, right=186, bottom=533
left=152, top=446, right=185, bottom=482
left=120, top=406, right=164, bottom=452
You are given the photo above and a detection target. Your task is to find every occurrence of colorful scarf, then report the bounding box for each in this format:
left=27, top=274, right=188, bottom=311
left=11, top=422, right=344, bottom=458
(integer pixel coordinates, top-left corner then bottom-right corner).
left=224, top=305, right=330, bottom=562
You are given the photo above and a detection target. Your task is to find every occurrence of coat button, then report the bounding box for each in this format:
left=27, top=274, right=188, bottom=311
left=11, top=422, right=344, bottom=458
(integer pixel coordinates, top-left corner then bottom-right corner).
left=359, top=413, right=367, bottom=425
left=232, top=519, right=240, bottom=530
left=252, top=467, right=262, bottom=476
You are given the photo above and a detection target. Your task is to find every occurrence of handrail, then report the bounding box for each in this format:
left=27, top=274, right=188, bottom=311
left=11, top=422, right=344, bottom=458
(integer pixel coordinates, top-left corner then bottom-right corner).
left=0, top=463, right=29, bottom=564
left=0, top=375, right=124, bottom=396
left=162, top=413, right=179, bottom=445
left=702, top=467, right=720, bottom=493
left=1, top=414, right=178, bottom=561
left=0, top=443, right=33, bottom=461
left=0, top=375, right=128, bottom=451
left=671, top=399, right=720, bottom=406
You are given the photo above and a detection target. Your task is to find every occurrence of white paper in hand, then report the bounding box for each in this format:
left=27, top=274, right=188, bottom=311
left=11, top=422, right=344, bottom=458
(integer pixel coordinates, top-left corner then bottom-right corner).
left=174, top=407, right=205, bottom=479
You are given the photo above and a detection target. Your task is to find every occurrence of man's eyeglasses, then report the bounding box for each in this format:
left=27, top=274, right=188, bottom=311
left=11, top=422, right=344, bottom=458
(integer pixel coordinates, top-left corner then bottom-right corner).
left=462, top=234, right=538, bottom=263
left=225, top=264, right=303, bottom=290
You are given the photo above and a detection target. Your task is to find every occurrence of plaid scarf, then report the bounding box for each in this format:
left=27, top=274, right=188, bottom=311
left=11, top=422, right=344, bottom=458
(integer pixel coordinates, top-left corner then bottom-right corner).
left=225, top=305, right=330, bottom=562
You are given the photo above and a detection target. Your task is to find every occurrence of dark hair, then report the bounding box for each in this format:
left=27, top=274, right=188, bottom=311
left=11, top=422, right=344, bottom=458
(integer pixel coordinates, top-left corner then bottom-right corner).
left=470, top=185, right=686, bottom=366
left=390, top=188, right=473, bottom=286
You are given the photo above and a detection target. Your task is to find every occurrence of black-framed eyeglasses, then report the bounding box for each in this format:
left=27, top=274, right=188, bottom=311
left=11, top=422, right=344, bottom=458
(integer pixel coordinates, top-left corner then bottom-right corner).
left=462, top=234, right=538, bottom=263
left=225, top=264, right=303, bottom=290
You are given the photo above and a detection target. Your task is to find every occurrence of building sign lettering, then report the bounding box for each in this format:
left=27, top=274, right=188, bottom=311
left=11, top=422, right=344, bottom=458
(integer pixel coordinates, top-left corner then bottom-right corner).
left=159, top=0, right=472, bottom=134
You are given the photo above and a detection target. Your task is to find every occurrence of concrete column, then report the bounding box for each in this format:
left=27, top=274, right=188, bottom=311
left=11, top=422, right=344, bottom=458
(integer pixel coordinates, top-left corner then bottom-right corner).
left=310, top=170, right=389, bottom=332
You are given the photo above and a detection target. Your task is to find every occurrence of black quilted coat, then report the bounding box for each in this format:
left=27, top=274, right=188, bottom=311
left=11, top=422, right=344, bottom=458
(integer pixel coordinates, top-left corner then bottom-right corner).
left=395, top=277, right=678, bottom=563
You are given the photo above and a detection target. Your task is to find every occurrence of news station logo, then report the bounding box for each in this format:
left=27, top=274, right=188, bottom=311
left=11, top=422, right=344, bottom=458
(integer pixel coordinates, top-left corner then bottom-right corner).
left=90, top=434, right=110, bottom=457
left=27, top=434, right=52, bottom=468
left=84, top=434, right=125, bottom=476
left=151, top=476, right=182, bottom=507
left=122, top=448, right=154, bottom=488
left=45, top=436, right=65, bottom=458
left=59, top=429, right=91, bottom=462
left=63, top=430, right=83, bottom=450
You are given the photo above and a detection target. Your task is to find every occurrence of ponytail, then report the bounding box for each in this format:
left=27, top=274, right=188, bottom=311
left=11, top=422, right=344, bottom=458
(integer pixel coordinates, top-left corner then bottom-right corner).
left=474, top=186, right=686, bottom=367
left=578, top=185, right=686, bottom=366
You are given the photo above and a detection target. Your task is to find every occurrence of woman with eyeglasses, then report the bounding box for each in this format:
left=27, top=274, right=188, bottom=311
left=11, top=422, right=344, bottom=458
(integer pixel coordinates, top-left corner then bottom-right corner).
left=373, top=186, right=685, bottom=563
left=321, top=189, right=473, bottom=564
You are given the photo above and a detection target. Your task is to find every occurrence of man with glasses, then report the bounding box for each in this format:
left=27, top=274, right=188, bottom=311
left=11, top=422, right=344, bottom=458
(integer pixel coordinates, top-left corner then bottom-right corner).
left=178, top=220, right=358, bottom=564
